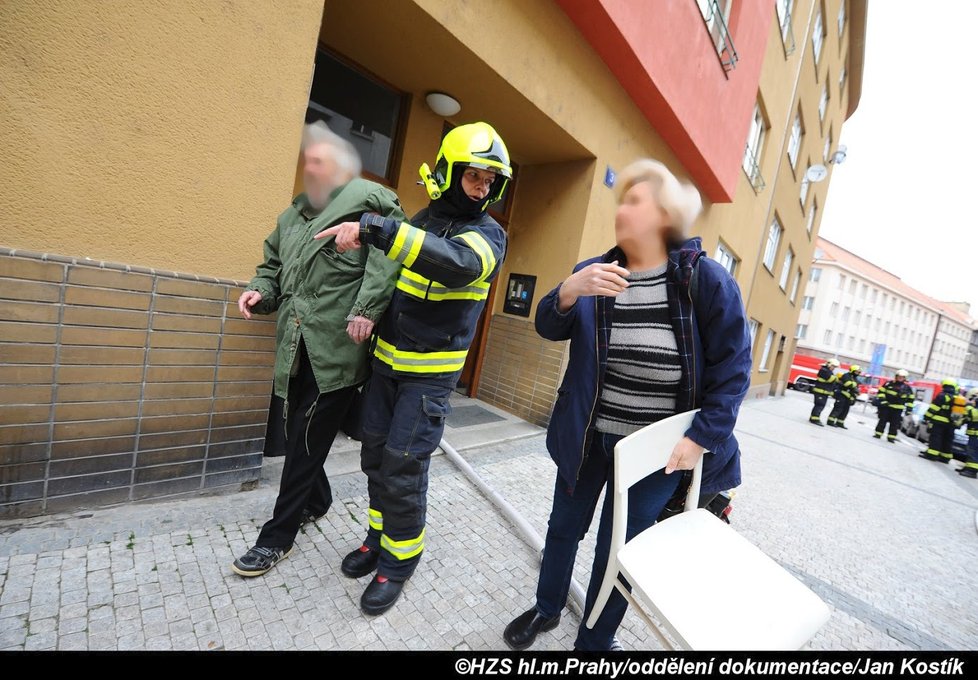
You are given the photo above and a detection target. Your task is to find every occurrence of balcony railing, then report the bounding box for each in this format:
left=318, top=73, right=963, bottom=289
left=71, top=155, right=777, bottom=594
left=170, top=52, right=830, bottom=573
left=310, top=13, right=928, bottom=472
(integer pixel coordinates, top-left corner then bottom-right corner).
left=742, top=149, right=766, bottom=193
left=696, top=0, right=740, bottom=72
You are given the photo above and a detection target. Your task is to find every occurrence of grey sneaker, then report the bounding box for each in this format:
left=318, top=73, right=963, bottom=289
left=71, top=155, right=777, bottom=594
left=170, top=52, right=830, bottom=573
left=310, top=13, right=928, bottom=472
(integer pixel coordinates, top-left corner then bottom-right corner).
left=231, top=546, right=292, bottom=577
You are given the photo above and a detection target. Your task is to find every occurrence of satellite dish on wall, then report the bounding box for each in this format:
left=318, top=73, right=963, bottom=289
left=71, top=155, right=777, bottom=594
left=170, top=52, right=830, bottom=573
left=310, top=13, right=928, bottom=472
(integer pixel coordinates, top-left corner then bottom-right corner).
left=806, top=164, right=828, bottom=183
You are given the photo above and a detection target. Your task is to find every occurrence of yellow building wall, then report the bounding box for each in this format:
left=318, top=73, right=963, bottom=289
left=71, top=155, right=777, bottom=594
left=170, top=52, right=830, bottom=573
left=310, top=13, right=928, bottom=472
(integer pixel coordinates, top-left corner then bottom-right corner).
left=0, top=0, right=324, bottom=281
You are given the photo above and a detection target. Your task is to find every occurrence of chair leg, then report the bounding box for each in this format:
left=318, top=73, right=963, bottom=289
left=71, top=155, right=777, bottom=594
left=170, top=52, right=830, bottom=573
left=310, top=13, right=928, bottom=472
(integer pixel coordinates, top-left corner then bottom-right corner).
left=584, top=565, right=621, bottom=629
left=615, top=582, right=677, bottom=650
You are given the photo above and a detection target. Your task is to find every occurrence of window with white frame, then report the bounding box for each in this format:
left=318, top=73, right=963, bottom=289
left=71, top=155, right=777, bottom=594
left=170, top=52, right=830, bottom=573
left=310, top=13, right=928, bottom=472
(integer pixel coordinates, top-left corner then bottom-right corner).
left=796, top=324, right=808, bottom=339
left=849, top=279, right=857, bottom=294
left=838, top=0, right=847, bottom=36
left=830, top=302, right=839, bottom=317
left=818, top=84, right=829, bottom=122
left=812, top=7, right=825, bottom=66
left=835, top=332, right=843, bottom=348
left=842, top=307, right=850, bottom=323
left=763, top=219, right=783, bottom=271
left=743, top=102, right=767, bottom=190
left=777, top=0, right=795, bottom=53
left=790, top=270, right=802, bottom=302
left=779, top=248, right=794, bottom=290
left=715, top=241, right=739, bottom=276
left=823, top=129, right=833, bottom=162
left=800, top=171, right=810, bottom=208
left=823, top=329, right=832, bottom=344
left=803, top=296, right=815, bottom=310
left=748, top=319, right=759, bottom=349
left=839, top=65, right=847, bottom=94
left=760, top=330, right=776, bottom=370
left=787, top=110, right=803, bottom=169
left=809, top=268, right=822, bottom=282
left=806, top=196, right=818, bottom=233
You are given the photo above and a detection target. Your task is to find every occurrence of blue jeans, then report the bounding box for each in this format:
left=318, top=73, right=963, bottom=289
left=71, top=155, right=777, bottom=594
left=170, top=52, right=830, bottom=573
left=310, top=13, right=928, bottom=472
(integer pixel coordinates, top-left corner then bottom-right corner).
left=534, top=431, right=680, bottom=651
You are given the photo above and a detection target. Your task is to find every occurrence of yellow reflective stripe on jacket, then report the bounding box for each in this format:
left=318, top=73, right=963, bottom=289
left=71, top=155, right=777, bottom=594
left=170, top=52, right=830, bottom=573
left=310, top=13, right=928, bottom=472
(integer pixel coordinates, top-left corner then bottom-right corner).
left=395, top=269, right=490, bottom=302
left=374, top=338, right=468, bottom=374
left=387, top=223, right=426, bottom=268
left=368, top=508, right=383, bottom=531
left=455, top=231, right=497, bottom=283
left=380, top=530, right=425, bottom=560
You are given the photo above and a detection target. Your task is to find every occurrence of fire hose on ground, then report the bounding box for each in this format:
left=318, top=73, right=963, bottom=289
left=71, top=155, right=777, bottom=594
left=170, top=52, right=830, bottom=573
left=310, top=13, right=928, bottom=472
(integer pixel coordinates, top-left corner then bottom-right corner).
left=439, top=437, right=587, bottom=616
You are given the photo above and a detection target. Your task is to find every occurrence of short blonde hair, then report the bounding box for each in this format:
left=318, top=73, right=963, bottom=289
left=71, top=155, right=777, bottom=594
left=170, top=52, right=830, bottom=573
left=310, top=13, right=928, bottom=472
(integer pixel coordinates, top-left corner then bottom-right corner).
left=616, top=159, right=703, bottom=239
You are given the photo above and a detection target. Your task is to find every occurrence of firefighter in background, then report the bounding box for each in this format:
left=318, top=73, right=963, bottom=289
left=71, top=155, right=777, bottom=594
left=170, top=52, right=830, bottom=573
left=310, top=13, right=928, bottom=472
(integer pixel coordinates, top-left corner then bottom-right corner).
left=827, top=364, right=861, bottom=428
left=952, top=386, right=968, bottom=427
left=919, top=379, right=957, bottom=463
left=873, top=369, right=914, bottom=443
left=317, top=122, right=512, bottom=615
left=809, top=358, right=840, bottom=426
left=959, top=389, right=978, bottom=479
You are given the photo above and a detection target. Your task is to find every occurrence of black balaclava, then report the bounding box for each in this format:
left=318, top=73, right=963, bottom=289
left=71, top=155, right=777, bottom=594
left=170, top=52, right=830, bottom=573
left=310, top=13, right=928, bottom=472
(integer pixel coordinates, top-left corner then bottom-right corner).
left=430, top=165, right=489, bottom=220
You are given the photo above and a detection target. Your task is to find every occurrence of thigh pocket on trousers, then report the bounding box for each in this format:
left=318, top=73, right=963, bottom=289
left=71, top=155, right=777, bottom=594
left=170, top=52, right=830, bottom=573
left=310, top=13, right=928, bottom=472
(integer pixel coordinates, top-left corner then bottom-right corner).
left=404, top=394, right=452, bottom=459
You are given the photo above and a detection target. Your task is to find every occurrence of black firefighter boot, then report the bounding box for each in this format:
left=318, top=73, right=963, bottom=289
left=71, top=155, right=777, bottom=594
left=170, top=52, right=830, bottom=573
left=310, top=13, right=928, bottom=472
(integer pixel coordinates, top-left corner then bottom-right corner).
left=360, top=574, right=406, bottom=616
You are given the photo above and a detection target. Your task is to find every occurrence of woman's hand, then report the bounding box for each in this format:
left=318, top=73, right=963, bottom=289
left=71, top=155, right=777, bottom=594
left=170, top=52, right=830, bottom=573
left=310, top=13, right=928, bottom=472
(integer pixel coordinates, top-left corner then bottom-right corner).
left=557, top=261, right=631, bottom=312
left=665, top=436, right=706, bottom=475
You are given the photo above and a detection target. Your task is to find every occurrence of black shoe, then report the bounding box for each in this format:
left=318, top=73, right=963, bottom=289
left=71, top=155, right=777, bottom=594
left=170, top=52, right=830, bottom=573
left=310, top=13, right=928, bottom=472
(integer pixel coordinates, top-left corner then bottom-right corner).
left=341, top=545, right=380, bottom=578
left=361, top=575, right=405, bottom=616
left=838, top=424, right=848, bottom=430
left=873, top=434, right=881, bottom=439
left=938, top=457, right=951, bottom=464
left=810, top=420, right=824, bottom=426
left=958, top=468, right=978, bottom=478
left=887, top=439, right=897, bottom=444
left=918, top=452, right=941, bottom=462
left=300, top=509, right=325, bottom=527
left=231, top=545, right=292, bottom=577
left=503, top=608, right=561, bottom=651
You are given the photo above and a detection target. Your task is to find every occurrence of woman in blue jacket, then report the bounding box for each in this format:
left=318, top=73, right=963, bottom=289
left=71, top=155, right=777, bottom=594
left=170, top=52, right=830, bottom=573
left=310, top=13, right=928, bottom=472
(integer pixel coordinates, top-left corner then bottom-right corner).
left=503, top=159, right=752, bottom=651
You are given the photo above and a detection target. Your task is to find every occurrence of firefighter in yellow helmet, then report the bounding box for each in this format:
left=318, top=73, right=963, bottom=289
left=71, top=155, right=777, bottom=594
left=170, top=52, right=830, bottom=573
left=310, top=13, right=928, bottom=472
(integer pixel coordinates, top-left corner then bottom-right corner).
left=827, top=364, right=861, bottom=428
left=920, top=378, right=957, bottom=463
left=318, top=122, right=512, bottom=615
left=959, top=388, right=978, bottom=479
left=809, top=358, right=840, bottom=426
left=874, top=369, right=913, bottom=443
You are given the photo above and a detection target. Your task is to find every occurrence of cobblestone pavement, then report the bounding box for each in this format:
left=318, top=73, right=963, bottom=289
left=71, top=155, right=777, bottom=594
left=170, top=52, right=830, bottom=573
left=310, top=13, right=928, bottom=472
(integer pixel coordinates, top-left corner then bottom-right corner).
left=1, top=392, right=976, bottom=651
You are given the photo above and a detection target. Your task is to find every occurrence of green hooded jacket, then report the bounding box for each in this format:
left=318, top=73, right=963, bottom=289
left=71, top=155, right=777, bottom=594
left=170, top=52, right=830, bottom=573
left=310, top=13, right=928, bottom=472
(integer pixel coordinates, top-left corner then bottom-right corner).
left=246, top=178, right=404, bottom=400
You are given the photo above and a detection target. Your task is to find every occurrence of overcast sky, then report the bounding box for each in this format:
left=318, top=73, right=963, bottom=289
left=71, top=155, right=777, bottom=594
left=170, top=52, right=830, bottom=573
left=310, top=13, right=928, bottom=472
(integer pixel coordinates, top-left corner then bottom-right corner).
left=819, top=1, right=978, bottom=317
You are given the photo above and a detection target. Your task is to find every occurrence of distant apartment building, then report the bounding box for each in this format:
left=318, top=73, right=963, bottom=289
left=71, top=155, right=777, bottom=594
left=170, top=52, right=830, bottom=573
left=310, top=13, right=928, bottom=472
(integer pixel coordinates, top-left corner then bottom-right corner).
left=796, top=238, right=975, bottom=379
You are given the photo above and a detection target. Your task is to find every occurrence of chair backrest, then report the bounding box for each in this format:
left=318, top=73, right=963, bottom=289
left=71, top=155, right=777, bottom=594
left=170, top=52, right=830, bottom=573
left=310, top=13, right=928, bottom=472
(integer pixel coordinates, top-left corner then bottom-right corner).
left=613, top=409, right=702, bottom=510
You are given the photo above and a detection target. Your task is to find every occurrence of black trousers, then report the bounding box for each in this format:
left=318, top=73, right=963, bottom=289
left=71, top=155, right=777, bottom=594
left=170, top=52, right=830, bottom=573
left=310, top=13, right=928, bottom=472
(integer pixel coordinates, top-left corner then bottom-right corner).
left=359, top=364, right=455, bottom=580
left=256, top=339, right=354, bottom=549
left=926, top=421, right=954, bottom=460
left=810, top=393, right=829, bottom=421
left=875, top=408, right=902, bottom=440
left=828, top=398, right=851, bottom=424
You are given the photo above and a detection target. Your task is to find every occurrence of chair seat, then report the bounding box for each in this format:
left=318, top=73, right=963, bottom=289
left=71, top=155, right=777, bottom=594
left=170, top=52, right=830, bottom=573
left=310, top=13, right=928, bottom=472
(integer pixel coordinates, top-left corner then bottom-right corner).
left=617, top=509, right=831, bottom=650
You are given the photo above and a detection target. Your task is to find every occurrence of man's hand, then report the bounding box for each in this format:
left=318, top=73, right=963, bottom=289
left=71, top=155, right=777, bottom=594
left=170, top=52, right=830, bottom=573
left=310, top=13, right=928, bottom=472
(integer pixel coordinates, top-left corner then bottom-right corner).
left=557, top=261, right=631, bottom=312
left=347, top=315, right=375, bottom=344
left=665, top=436, right=706, bottom=475
left=315, top=221, right=361, bottom=252
left=237, top=290, right=263, bottom=320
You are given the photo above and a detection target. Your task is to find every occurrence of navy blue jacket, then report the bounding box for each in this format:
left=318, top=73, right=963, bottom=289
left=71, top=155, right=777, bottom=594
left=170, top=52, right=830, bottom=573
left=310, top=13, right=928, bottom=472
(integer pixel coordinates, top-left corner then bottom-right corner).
left=535, top=237, right=752, bottom=495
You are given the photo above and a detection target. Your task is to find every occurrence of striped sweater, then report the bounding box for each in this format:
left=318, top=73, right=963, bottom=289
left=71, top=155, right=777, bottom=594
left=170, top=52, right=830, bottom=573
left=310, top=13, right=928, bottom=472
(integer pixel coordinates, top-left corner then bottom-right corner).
left=594, top=263, right=681, bottom=436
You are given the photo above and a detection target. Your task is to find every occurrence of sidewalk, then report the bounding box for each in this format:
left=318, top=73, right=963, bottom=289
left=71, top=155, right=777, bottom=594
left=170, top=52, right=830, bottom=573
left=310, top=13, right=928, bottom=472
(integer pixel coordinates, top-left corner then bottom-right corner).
left=1, top=392, right=976, bottom=651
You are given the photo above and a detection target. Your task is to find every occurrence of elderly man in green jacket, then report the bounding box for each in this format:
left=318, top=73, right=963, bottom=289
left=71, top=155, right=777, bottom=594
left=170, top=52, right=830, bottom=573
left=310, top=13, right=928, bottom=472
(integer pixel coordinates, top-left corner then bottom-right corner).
left=231, top=122, right=403, bottom=577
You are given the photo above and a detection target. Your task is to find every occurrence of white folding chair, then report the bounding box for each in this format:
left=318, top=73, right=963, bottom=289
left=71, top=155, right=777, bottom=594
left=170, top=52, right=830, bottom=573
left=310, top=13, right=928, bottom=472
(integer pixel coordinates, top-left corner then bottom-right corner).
left=584, top=410, right=831, bottom=650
